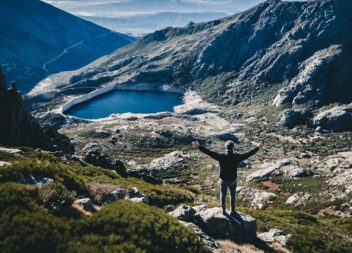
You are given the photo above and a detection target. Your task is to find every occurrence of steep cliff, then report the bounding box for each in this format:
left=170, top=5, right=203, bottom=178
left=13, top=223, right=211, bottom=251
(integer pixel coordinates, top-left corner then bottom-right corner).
left=0, top=69, right=73, bottom=153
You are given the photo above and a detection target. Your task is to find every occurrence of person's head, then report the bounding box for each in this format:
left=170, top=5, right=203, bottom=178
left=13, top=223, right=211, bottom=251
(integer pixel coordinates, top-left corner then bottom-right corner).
left=225, top=140, right=234, bottom=151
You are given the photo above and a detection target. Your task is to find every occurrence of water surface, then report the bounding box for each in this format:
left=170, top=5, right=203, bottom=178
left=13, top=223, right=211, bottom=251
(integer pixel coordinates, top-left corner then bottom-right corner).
left=65, top=89, right=183, bottom=119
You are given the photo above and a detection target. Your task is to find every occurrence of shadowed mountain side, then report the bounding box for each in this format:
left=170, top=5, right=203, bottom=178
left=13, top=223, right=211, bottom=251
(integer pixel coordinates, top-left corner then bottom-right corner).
left=0, top=69, right=73, bottom=154
left=0, top=0, right=134, bottom=93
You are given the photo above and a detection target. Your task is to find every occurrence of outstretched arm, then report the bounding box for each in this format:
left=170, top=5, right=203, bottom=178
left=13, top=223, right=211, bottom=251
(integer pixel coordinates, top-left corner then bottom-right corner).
left=192, top=141, right=222, bottom=161
left=237, top=141, right=263, bottom=161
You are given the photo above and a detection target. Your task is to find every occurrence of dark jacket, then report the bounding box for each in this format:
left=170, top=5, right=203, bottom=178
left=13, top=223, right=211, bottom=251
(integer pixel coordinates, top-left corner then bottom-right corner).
left=199, top=145, right=259, bottom=181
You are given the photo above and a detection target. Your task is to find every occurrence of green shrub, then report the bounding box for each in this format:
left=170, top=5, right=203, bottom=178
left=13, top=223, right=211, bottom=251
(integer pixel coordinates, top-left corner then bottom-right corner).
left=0, top=184, right=70, bottom=253
left=39, top=182, right=76, bottom=215
left=242, top=208, right=352, bottom=253
left=69, top=200, right=210, bottom=253
left=0, top=184, right=210, bottom=253
left=0, top=210, right=70, bottom=253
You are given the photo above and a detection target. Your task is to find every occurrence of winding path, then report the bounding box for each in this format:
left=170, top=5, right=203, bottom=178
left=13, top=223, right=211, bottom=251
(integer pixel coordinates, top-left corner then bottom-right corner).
left=41, top=31, right=116, bottom=72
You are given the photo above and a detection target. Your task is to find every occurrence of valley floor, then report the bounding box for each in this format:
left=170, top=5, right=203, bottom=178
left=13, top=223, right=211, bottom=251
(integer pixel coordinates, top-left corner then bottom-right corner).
left=56, top=91, right=352, bottom=252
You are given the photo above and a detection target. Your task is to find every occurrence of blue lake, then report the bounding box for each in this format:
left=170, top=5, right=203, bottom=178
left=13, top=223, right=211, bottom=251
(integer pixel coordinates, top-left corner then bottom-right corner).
left=65, top=89, right=184, bottom=119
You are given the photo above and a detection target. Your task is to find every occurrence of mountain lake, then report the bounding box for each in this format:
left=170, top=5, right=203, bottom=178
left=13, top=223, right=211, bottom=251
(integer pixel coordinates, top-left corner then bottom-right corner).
left=65, top=89, right=184, bottom=119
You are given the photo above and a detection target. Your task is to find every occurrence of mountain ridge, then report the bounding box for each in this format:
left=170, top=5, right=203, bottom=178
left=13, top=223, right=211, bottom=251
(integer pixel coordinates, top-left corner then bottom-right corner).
left=30, top=0, right=352, bottom=129
left=0, top=0, right=134, bottom=92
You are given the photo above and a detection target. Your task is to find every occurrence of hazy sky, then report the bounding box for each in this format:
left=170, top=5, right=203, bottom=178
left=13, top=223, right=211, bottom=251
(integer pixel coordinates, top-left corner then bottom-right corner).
left=41, top=0, right=270, bottom=35
left=42, top=0, right=265, bottom=17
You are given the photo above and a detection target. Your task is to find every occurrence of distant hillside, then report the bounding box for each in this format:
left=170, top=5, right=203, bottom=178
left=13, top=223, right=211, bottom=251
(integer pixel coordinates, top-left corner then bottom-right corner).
left=82, top=11, right=227, bottom=36
left=0, top=0, right=134, bottom=93
left=44, top=0, right=263, bottom=36
left=35, top=0, right=351, bottom=127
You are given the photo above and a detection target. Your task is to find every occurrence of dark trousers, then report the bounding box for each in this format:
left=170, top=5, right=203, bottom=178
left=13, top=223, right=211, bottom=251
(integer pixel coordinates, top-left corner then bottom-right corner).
left=220, top=179, right=237, bottom=213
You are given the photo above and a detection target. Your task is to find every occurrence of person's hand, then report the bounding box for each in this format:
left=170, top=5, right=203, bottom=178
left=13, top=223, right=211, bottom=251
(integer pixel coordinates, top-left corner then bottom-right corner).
left=256, top=141, right=264, bottom=148
left=192, top=140, right=200, bottom=148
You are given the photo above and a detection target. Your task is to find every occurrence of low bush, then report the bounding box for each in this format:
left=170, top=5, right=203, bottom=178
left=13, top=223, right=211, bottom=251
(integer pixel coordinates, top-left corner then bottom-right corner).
left=0, top=150, right=207, bottom=253
left=68, top=201, right=210, bottom=253
left=242, top=208, right=352, bottom=253
left=39, top=182, right=76, bottom=215
left=0, top=184, right=209, bottom=253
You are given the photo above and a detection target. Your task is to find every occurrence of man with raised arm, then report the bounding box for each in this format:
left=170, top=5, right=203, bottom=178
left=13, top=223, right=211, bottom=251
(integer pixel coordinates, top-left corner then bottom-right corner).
left=192, top=140, right=263, bottom=215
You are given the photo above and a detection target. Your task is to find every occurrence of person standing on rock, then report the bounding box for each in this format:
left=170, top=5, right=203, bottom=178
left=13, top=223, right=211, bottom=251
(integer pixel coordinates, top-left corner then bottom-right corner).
left=192, top=140, right=263, bottom=215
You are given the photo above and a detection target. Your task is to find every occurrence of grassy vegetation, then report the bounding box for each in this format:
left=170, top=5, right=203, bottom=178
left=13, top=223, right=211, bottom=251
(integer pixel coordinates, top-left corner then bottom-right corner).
left=1, top=146, right=351, bottom=253
left=0, top=148, right=195, bottom=207
left=241, top=208, right=352, bottom=253
left=0, top=149, right=210, bottom=253
left=0, top=184, right=209, bottom=253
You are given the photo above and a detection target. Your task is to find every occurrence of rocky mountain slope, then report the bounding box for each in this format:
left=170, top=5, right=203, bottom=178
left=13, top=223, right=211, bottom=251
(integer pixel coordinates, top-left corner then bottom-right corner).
left=32, top=0, right=351, bottom=130
left=0, top=0, right=134, bottom=93
left=0, top=69, right=73, bottom=153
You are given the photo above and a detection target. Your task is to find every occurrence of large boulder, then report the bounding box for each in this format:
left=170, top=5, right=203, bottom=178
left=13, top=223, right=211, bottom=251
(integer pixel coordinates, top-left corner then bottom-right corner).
left=83, top=146, right=127, bottom=177
left=247, top=158, right=313, bottom=181
left=170, top=205, right=257, bottom=243
left=285, top=192, right=311, bottom=207
left=84, top=150, right=112, bottom=169
left=246, top=158, right=293, bottom=181
left=237, top=187, right=276, bottom=210
left=179, top=221, right=221, bottom=250
left=74, top=198, right=95, bottom=212
left=313, top=104, right=352, bottom=132
left=127, top=187, right=149, bottom=204
left=169, top=205, right=196, bottom=222
left=278, top=109, right=311, bottom=129
left=149, top=151, right=192, bottom=170
left=258, top=229, right=291, bottom=246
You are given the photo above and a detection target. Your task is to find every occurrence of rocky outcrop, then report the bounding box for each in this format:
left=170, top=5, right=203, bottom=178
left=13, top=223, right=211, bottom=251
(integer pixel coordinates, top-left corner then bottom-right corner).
left=169, top=205, right=257, bottom=243
left=15, top=174, right=54, bottom=186
left=74, top=198, right=95, bottom=212
left=179, top=221, right=221, bottom=250
left=313, top=104, right=352, bottom=132
left=285, top=192, right=311, bottom=207
left=236, top=187, right=276, bottom=210
left=278, top=109, right=311, bottom=129
left=273, top=45, right=351, bottom=108
left=258, top=229, right=291, bottom=246
left=246, top=158, right=313, bottom=181
left=83, top=144, right=127, bottom=177
left=36, top=112, right=87, bottom=130
left=127, top=187, right=149, bottom=204
left=149, top=151, right=193, bottom=170
left=0, top=69, right=74, bottom=153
